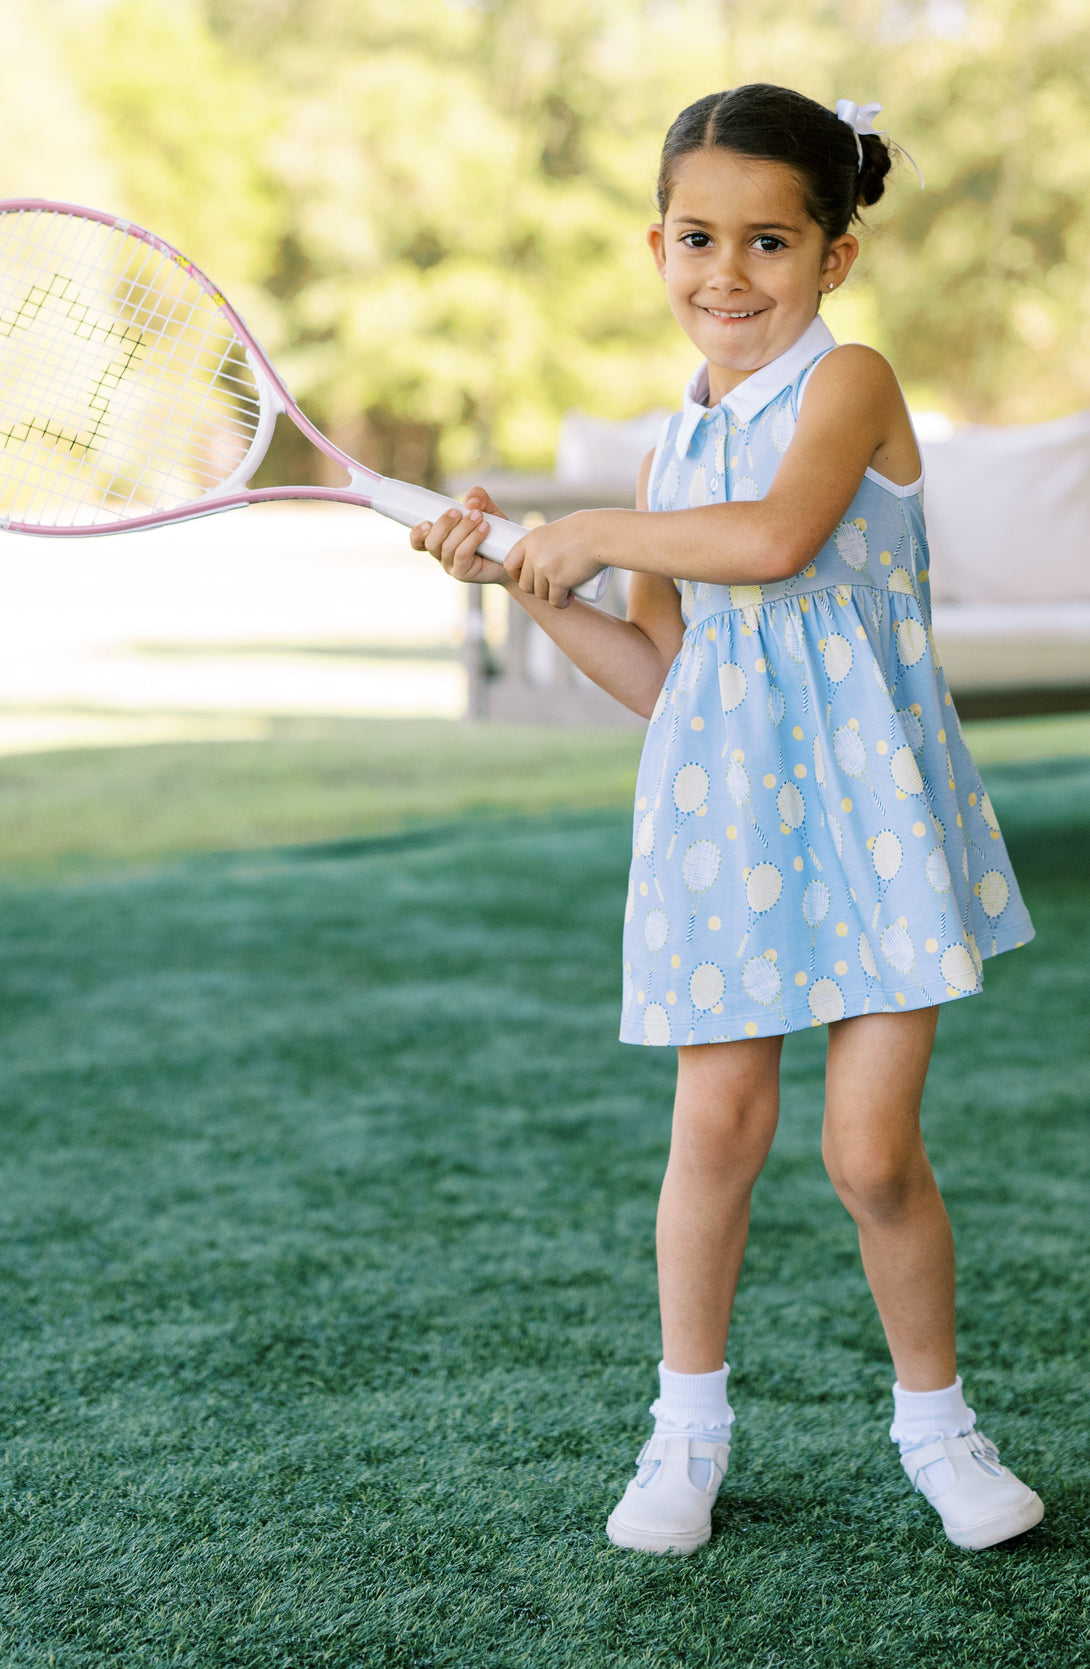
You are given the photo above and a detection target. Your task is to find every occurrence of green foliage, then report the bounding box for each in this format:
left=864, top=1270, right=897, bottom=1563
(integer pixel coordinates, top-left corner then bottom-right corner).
left=6, top=0, right=1090, bottom=467
left=0, top=0, right=121, bottom=206
left=66, top=0, right=283, bottom=290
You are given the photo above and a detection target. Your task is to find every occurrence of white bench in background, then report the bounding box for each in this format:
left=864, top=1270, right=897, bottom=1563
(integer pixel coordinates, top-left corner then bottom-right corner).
left=923, top=408, right=1090, bottom=713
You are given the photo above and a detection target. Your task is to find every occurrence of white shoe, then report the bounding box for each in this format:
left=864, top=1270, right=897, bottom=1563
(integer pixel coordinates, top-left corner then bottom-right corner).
left=901, top=1431, right=1044, bottom=1550
left=606, top=1432, right=730, bottom=1555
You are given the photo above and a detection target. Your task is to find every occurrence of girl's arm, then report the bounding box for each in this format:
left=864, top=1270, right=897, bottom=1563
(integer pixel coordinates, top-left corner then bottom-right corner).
left=508, top=347, right=920, bottom=605
left=410, top=453, right=684, bottom=720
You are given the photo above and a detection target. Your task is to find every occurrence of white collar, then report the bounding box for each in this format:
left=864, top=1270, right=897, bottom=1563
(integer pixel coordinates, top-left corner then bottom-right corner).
left=675, top=314, right=837, bottom=457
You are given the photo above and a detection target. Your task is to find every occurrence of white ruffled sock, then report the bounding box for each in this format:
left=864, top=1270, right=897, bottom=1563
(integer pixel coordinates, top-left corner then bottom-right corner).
left=651, top=1361, right=734, bottom=1441
left=650, top=1361, right=734, bottom=1492
left=890, top=1375, right=976, bottom=1495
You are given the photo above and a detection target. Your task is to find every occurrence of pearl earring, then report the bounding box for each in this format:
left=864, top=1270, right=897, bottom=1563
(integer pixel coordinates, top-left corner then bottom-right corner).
left=827, top=282, right=835, bottom=291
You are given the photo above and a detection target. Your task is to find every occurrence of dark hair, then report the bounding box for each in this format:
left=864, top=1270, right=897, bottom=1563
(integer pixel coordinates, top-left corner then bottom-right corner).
left=655, top=83, right=892, bottom=241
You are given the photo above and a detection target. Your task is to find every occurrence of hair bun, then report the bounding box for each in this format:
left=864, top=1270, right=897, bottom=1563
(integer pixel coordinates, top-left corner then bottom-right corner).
left=857, top=131, right=892, bottom=208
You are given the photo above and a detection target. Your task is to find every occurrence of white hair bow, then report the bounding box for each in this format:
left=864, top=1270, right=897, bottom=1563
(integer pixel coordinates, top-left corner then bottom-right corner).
left=835, top=98, right=925, bottom=188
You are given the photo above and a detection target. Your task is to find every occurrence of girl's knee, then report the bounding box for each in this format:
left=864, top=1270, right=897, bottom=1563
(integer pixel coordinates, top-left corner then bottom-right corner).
left=676, top=1038, right=782, bottom=1106
left=672, top=1102, right=777, bottom=1177
left=823, top=1137, right=931, bottom=1222
left=672, top=1043, right=782, bottom=1175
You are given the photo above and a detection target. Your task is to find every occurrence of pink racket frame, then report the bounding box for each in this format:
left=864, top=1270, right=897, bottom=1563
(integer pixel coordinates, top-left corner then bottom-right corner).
left=0, top=198, right=398, bottom=533
left=0, top=198, right=614, bottom=602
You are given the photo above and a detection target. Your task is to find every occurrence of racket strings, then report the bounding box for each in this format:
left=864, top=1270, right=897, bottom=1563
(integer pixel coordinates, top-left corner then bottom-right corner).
left=3, top=217, right=252, bottom=451
left=0, top=209, right=263, bottom=526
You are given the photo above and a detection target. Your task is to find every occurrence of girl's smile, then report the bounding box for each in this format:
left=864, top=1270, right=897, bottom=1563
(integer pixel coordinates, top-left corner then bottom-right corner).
left=648, top=149, right=857, bottom=403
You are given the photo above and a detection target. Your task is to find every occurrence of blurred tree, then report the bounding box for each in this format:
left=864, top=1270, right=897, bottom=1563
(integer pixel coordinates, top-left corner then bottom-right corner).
left=722, top=0, right=1090, bottom=421
left=0, top=0, right=120, bottom=204
left=8, top=0, right=1090, bottom=478
left=60, top=0, right=282, bottom=299
left=197, top=0, right=725, bottom=477
left=880, top=0, right=1090, bottom=420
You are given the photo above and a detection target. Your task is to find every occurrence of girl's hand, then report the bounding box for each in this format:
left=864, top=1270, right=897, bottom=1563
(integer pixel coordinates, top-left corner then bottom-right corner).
left=409, top=487, right=512, bottom=586
left=504, top=511, right=607, bottom=609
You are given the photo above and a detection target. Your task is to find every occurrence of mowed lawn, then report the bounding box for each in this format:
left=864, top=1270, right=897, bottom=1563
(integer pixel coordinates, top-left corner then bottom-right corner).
left=0, top=718, right=1088, bottom=1668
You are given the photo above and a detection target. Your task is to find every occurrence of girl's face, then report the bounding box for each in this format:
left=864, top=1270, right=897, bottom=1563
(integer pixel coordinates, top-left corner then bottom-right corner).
left=648, top=149, right=858, bottom=403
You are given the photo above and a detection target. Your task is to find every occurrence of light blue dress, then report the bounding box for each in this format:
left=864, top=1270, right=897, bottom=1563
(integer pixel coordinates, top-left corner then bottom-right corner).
left=620, top=316, right=1034, bottom=1047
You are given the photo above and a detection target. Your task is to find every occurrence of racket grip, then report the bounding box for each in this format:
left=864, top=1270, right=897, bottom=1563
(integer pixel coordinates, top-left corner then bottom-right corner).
left=369, top=476, right=612, bottom=603
left=369, top=478, right=527, bottom=556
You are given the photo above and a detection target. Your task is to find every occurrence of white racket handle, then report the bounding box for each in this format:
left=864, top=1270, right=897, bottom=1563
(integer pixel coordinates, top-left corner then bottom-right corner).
left=367, top=476, right=612, bottom=603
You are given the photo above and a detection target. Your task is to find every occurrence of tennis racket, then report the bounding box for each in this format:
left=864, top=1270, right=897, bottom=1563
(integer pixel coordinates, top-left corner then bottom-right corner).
left=0, top=198, right=611, bottom=601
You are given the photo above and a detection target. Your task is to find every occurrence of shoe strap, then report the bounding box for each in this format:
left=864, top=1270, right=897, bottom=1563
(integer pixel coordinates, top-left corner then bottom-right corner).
left=901, top=1430, right=999, bottom=1489
left=639, top=1431, right=730, bottom=1481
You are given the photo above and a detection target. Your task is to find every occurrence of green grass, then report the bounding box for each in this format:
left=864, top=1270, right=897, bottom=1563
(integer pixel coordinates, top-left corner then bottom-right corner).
left=0, top=723, right=1088, bottom=1666
left=0, top=719, right=644, bottom=879
left=2, top=710, right=1088, bottom=877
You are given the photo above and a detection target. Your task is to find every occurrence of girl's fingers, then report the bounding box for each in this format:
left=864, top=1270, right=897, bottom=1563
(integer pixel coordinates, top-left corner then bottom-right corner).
left=516, top=553, right=573, bottom=610
left=449, top=521, right=491, bottom=569
left=464, top=487, right=504, bottom=519
left=422, top=506, right=513, bottom=587
left=415, top=502, right=513, bottom=590
left=415, top=511, right=452, bottom=558
left=431, top=507, right=464, bottom=556
left=419, top=507, right=475, bottom=562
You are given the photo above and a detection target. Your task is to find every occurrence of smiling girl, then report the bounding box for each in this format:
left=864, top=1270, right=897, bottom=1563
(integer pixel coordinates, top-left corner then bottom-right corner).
left=411, top=83, right=1043, bottom=1556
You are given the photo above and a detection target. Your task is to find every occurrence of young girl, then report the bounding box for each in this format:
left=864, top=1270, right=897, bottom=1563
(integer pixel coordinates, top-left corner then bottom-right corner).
left=410, top=83, right=1044, bottom=1555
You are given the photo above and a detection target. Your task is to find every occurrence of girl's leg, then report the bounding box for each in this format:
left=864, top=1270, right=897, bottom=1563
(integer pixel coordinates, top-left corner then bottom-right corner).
left=821, top=1006, right=956, bottom=1390
left=606, top=1037, right=782, bottom=1553
left=607, top=1041, right=777, bottom=1548
left=657, top=1036, right=783, bottom=1373
left=821, top=1006, right=1044, bottom=1551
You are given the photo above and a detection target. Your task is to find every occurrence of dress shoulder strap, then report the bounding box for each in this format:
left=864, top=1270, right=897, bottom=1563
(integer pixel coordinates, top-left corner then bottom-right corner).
left=791, top=345, right=839, bottom=420
left=647, top=409, right=682, bottom=510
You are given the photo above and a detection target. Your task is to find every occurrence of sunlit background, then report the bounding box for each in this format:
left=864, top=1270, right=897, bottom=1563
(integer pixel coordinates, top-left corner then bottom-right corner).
left=2, top=0, right=1089, bottom=753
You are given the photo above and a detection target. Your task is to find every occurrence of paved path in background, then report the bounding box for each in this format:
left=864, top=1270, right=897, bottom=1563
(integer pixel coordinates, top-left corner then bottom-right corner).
left=0, top=506, right=471, bottom=752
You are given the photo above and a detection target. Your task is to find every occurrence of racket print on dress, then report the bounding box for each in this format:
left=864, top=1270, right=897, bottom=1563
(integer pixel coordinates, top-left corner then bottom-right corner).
left=687, top=958, right=729, bottom=1042
left=719, top=643, right=778, bottom=827
left=725, top=750, right=764, bottom=849
left=738, top=949, right=788, bottom=1035
left=774, top=727, right=822, bottom=874
left=856, top=923, right=884, bottom=1011
left=667, top=761, right=711, bottom=858
left=619, top=334, right=1034, bottom=1047
left=718, top=633, right=775, bottom=847
left=661, top=630, right=705, bottom=757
